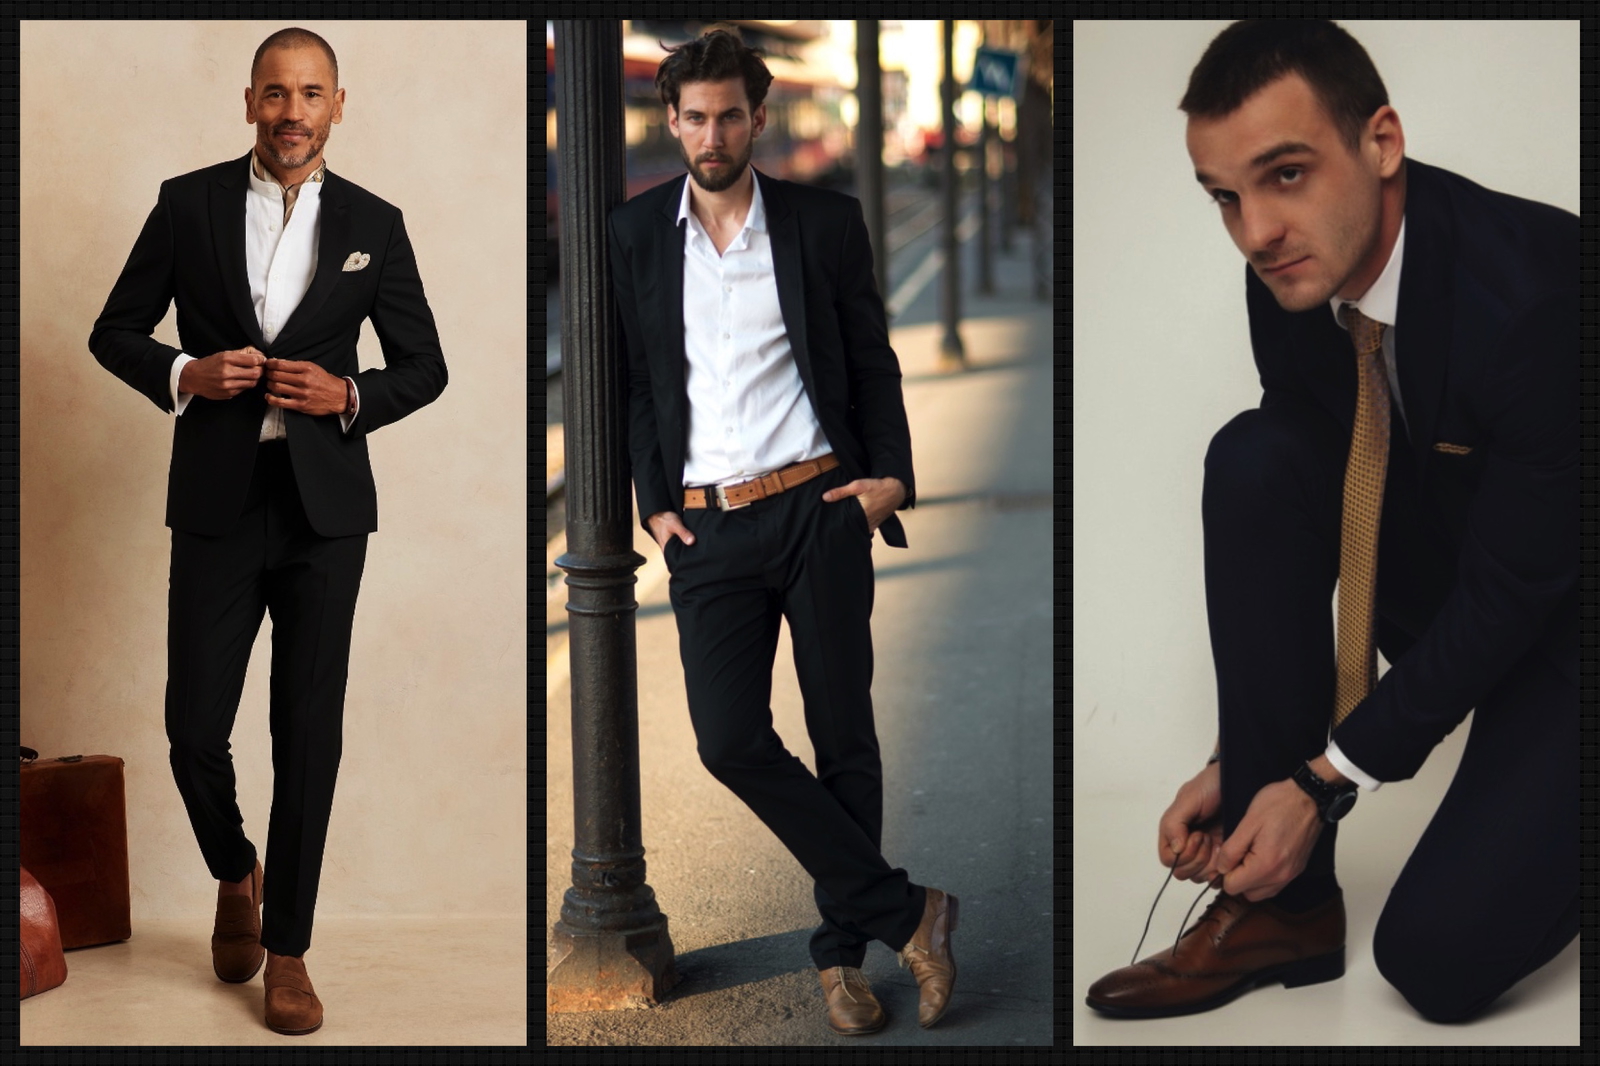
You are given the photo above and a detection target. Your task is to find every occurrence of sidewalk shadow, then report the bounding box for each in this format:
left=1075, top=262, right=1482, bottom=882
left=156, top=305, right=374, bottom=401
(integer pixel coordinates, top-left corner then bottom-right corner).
left=663, top=928, right=816, bottom=1001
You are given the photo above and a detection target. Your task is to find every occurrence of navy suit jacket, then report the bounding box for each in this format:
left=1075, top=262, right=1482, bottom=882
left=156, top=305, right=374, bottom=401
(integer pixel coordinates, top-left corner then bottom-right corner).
left=90, top=152, right=448, bottom=537
left=1243, top=158, right=1577, bottom=783
left=609, top=167, right=916, bottom=548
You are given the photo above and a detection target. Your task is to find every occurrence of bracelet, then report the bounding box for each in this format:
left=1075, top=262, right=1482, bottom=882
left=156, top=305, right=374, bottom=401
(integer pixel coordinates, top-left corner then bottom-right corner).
left=344, top=377, right=357, bottom=416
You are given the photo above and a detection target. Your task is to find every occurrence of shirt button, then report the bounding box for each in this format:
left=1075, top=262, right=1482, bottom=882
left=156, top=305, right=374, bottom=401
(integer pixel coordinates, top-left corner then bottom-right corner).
left=724, top=285, right=732, bottom=292
left=723, top=333, right=730, bottom=340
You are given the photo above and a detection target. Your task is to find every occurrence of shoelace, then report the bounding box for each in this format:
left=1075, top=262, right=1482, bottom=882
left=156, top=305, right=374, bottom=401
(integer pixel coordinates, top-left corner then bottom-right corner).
left=1129, top=858, right=1222, bottom=966
left=835, top=966, right=869, bottom=1004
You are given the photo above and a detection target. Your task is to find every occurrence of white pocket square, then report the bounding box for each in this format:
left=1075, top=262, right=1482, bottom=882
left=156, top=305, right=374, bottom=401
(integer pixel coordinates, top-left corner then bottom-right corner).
left=341, top=252, right=371, bottom=272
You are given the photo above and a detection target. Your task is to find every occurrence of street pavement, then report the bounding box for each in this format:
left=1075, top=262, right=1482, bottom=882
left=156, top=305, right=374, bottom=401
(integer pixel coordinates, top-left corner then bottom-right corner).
left=544, top=215, right=1055, bottom=1046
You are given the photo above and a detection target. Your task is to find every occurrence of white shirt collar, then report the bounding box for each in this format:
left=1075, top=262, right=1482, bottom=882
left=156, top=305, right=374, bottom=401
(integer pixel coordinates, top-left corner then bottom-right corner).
left=248, top=150, right=326, bottom=196
left=676, top=169, right=765, bottom=248
left=1330, top=214, right=1405, bottom=329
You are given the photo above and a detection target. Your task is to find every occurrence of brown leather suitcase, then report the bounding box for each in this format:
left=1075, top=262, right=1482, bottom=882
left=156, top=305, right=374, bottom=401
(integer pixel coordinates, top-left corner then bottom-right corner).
left=20, top=748, right=132, bottom=948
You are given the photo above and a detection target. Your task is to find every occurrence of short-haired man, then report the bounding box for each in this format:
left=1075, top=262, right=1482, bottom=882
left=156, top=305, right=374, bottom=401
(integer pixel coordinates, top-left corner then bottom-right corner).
left=90, top=27, right=447, bottom=1035
left=1086, top=20, right=1575, bottom=1023
left=607, top=27, right=958, bottom=1035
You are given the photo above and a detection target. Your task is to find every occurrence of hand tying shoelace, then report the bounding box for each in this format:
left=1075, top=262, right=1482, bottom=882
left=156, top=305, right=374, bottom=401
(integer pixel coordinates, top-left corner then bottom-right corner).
left=1129, top=821, right=1224, bottom=965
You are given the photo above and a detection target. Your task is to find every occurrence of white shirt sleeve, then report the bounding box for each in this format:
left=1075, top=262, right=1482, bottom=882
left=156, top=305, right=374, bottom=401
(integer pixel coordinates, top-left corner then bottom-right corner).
left=339, top=377, right=360, bottom=434
left=1326, top=739, right=1382, bottom=792
left=171, top=353, right=196, bottom=415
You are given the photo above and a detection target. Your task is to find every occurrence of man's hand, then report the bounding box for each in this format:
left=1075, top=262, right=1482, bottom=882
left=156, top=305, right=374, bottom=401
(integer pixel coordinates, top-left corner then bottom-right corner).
left=821, top=476, right=906, bottom=533
left=1158, top=760, right=1225, bottom=882
left=264, top=359, right=349, bottom=416
left=1212, top=776, right=1324, bottom=902
left=646, top=511, right=694, bottom=553
left=179, top=346, right=265, bottom=400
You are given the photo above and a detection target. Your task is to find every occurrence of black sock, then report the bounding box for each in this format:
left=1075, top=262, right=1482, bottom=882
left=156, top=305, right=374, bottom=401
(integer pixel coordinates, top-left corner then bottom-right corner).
left=1270, top=874, right=1339, bottom=913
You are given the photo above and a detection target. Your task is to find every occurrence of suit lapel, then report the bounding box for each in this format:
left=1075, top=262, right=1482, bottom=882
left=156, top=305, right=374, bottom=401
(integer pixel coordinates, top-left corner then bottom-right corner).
left=271, top=169, right=351, bottom=350
left=210, top=152, right=265, bottom=349
left=658, top=176, right=688, bottom=417
left=758, top=169, right=814, bottom=396
left=1392, top=162, right=1452, bottom=482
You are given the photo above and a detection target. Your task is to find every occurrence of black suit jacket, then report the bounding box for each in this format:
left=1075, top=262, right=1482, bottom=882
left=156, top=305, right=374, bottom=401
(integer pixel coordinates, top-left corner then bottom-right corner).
left=1244, top=158, right=1577, bottom=783
left=609, top=168, right=916, bottom=548
left=90, top=152, right=448, bottom=537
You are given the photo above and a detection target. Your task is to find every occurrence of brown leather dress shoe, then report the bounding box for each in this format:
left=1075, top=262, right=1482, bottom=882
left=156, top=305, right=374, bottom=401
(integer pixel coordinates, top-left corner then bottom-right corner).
left=819, top=966, right=886, bottom=1035
left=1086, top=889, right=1345, bottom=1018
left=898, top=886, right=959, bottom=1027
left=264, top=951, right=324, bottom=1035
left=212, top=860, right=264, bottom=983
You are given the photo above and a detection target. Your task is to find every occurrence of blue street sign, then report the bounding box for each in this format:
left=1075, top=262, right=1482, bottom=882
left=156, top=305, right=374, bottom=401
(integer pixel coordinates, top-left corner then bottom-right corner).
left=970, top=46, right=1021, bottom=98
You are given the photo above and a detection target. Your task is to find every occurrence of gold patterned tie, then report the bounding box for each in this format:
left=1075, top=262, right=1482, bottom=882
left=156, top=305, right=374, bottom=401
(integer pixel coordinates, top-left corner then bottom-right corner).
left=1332, top=304, right=1390, bottom=727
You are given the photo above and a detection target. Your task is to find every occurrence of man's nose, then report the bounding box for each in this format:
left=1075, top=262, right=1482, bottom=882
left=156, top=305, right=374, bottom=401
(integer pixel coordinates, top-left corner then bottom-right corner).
left=704, top=122, right=723, bottom=148
left=1239, top=198, right=1286, bottom=258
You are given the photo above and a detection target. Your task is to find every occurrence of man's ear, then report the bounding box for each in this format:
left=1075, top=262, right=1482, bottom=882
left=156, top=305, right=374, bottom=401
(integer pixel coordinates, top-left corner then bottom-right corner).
left=752, top=102, right=766, bottom=139
left=332, top=87, right=345, bottom=126
left=245, top=87, right=257, bottom=125
left=666, top=104, right=681, bottom=140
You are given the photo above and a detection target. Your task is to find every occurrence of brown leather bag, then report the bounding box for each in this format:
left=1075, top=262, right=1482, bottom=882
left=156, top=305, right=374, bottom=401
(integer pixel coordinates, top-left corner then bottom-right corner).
left=20, top=867, right=68, bottom=998
left=20, top=747, right=132, bottom=948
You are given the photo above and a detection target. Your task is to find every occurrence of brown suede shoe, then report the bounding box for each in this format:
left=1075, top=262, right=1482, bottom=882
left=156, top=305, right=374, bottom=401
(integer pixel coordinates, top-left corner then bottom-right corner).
left=898, top=887, right=959, bottom=1027
left=212, top=859, right=264, bottom=983
left=819, top=966, right=886, bottom=1035
left=1085, top=889, right=1345, bottom=1018
left=264, top=951, right=323, bottom=1035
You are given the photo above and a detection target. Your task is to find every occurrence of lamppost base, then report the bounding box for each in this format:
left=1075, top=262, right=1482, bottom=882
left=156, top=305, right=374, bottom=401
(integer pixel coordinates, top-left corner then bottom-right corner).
left=547, top=917, right=679, bottom=1011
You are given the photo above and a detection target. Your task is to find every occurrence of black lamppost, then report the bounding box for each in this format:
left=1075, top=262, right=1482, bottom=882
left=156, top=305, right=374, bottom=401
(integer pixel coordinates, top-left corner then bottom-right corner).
left=939, top=19, right=966, bottom=368
left=547, top=17, right=676, bottom=1012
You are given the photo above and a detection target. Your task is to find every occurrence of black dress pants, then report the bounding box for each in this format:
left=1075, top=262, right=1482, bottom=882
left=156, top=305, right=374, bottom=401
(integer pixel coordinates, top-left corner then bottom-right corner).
left=665, top=462, right=926, bottom=970
left=1202, top=397, right=1576, bottom=1023
left=166, top=440, right=367, bottom=958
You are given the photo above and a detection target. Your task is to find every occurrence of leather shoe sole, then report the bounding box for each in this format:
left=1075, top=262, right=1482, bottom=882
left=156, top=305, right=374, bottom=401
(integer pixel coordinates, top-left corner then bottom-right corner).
left=1086, top=946, right=1344, bottom=1018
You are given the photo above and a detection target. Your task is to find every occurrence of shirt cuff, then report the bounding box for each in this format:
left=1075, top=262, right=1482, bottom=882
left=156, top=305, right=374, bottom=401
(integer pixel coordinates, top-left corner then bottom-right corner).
left=339, top=376, right=359, bottom=434
left=1326, top=739, right=1382, bottom=792
left=171, top=353, right=196, bottom=415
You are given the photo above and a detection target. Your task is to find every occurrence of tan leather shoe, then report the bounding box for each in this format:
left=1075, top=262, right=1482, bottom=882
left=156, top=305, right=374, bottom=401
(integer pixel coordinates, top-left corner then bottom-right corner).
left=264, top=951, right=323, bottom=1035
left=1085, top=889, right=1345, bottom=1018
left=212, top=860, right=264, bottom=983
left=898, top=887, right=959, bottom=1027
left=819, top=966, right=886, bottom=1035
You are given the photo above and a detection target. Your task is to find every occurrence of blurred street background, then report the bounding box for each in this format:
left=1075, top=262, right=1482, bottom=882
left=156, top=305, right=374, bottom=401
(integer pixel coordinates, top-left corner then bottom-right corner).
left=543, top=19, right=1055, bottom=1046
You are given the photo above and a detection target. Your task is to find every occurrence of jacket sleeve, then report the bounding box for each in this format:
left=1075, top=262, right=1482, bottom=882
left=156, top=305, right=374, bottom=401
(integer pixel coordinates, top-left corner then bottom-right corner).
left=834, top=198, right=916, bottom=507
left=352, top=208, right=448, bottom=434
left=611, top=212, right=676, bottom=533
left=1331, top=291, right=1577, bottom=782
left=88, top=182, right=185, bottom=412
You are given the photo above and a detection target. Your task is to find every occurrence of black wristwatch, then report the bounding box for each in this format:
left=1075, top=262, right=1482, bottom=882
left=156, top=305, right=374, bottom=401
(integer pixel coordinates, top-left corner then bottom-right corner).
left=1292, top=762, right=1359, bottom=823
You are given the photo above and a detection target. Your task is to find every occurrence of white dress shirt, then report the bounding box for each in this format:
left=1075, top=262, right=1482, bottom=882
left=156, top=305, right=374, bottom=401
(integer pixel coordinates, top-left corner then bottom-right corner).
left=169, top=150, right=357, bottom=439
left=1321, top=214, right=1408, bottom=793
left=677, top=174, right=830, bottom=489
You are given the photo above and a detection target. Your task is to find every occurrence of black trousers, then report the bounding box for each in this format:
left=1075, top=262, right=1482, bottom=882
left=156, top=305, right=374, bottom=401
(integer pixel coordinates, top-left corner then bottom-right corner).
left=665, top=462, right=926, bottom=970
left=166, top=440, right=367, bottom=958
left=1202, top=397, right=1577, bottom=1023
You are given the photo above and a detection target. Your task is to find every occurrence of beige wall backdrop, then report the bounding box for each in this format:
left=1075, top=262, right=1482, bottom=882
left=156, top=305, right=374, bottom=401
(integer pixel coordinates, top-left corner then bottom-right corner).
left=19, top=21, right=527, bottom=922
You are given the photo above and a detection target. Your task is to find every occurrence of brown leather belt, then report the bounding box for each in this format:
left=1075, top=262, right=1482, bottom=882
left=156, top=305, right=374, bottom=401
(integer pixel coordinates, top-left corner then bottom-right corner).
left=682, top=453, right=840, bottom=511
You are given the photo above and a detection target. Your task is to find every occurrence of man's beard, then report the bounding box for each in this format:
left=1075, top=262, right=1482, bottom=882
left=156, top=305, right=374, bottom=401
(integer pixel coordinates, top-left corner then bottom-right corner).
left=682, top=140, right=752, bottom=193
left=260, top=119, right=331, bottom=172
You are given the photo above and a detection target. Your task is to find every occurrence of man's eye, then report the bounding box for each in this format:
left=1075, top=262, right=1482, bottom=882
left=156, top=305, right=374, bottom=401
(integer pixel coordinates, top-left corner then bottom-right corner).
left=1279, top=167, right=1304, bottom=186
left=1209, top=190, right=1236, bottom=206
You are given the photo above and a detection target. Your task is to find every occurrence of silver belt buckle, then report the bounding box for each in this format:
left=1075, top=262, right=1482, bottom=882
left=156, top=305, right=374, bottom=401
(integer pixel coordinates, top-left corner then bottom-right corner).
left=714, top=483, right=752, bottom=511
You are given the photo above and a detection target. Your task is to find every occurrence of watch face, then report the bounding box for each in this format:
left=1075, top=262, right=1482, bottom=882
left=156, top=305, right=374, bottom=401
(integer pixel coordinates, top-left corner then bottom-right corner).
left=1326, top=791, right=1357, bottom=822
